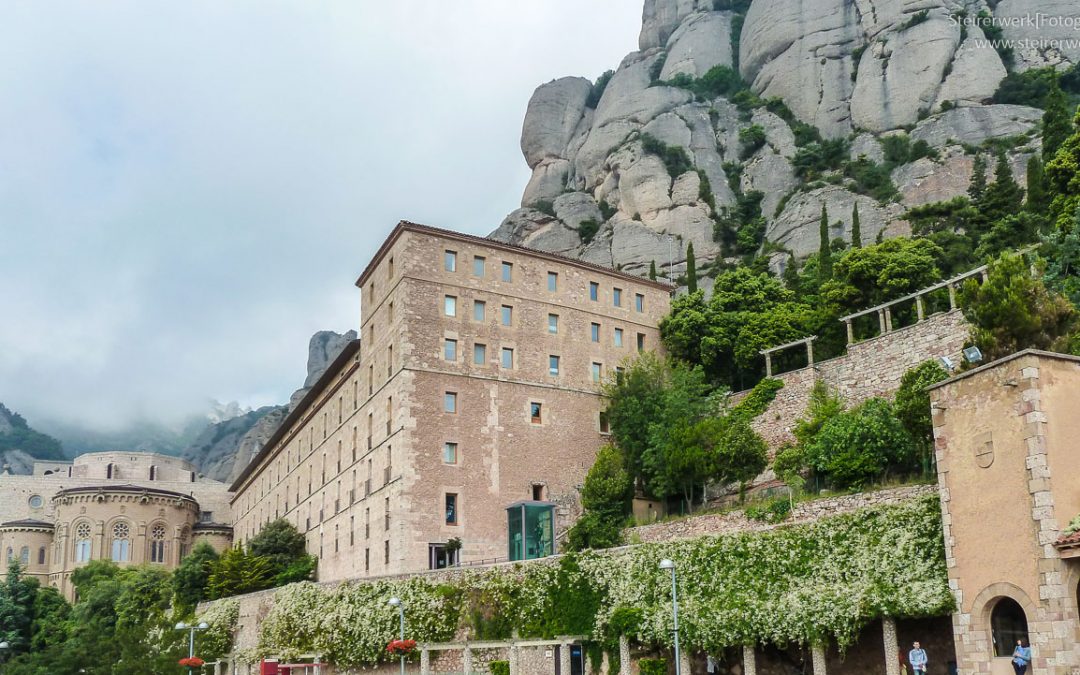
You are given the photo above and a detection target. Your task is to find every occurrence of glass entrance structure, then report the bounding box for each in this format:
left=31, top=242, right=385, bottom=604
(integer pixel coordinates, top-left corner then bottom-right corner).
left=506, top=501, right=555, bottom=561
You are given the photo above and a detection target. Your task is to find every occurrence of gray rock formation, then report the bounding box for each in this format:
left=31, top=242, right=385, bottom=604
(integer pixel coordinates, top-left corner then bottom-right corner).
left=290, top=329, right=358, bottom=410
left=493, top=0, right=1078, bottom=281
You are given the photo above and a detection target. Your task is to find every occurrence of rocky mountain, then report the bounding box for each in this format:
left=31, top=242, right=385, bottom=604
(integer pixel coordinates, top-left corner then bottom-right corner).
left=492, top=0, right=1079, bottom=283
left=181, top=329, right=357, bottom=483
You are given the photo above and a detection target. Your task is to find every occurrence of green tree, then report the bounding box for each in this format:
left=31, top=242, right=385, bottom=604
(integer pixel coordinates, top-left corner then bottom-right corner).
left=248, top=518, right=308, bottom=573
left=820, top=238, right=943, bottom=310
left=29, top=586, right=69, bottom=652
left=685, top=242, right=698, bottom=292
left=1046, top=109, right=1080, bottom=232
left=818, top=204, right=832, bottom=282
left=207, top=546, right=274, bottom=599
left=960, top=251, right=1077, bottom=360
left=805, top=398, right=918, bottom=489
left=975, top=152, right=1025, bottom=230
left=893, top=361, right=950, bottom=473
left=969, top=153, right=988, bottom=201
left=601, top=352, right=669, bottom=482
left=649, top=260, right=658, bottom=280
left=172, top=540, right=220, bottom=613
left=1027, top=155, right=1049, bottom=214
left=565, top=445, right=634, bottom=551
left=1044, top=73, right=1072, bottom=162
left=0, top=561, right=37, bottom=653
left=851, top=204, right=862, bottom=248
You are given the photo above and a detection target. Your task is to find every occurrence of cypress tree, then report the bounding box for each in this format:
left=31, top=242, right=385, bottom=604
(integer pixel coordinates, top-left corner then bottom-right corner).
left=851, top=203, right=862, bottom=248
left=685, top=243, right=698, bottom=292
left=1043, top=73, right=1071, bottom=162
left=649, top=260, right=657, bottom=280
left=979, top=151, right=1025, bottom=224
left=968, top=153, right=988, bottom=201
left=818, top=204, right=833, bottom=282
left=1026, top=155, right=1048, bottom=214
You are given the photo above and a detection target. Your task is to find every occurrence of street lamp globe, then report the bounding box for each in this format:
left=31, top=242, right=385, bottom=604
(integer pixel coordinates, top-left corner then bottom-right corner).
left=198, top=622, right=209, bottom=630
left=175, top=622, right=188, bottom=630
left=388, top=596, right=401, bottom=607
left=659, top=558, right=675, bottom=570
left=0, top=641, right=9, bottom=649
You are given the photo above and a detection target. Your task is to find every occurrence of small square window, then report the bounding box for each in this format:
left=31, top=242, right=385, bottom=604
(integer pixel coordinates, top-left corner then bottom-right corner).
left=474, top=300, right=486, bottom=322
left=530, top=402, right=543, bottom=424
left=637, top=333, right=646, bottom=352
left=474, top=343, right=487, bottom=365
left=445, top=494, right=458, bottom=525
left=501, top=348, right=514, bottom=369
left=635, top=293, right=645, bottom=312
left=444, top=250, right=457, bottom=272
left=590, top=323, right=600, bottom=343
left=591, top=362, right=602, bottom=382
left=444, top=392, right=457, bottom=413
left=547, top=271, right=558, bottom=291
left=549, top=355, right=560, bottom=376
left=444, top=295, right=457, bottom=317
left=589, top=281, right=599, bottom=301
left=548, top=314, right=559, bottom=334
left=614, top=328, right=624, bottom=347
left=443, top=442, right=458, bottom=464
left=502, top=261, right=513, bottom=282
left=501, top=305, right=513, bottom=326
left=614, top=288, right=622, bottom=307
left=444, top=339, right=458, bottom=361
left=599, top=411, right=611, bottom=434
left=473, top=256, right=486, bottom=277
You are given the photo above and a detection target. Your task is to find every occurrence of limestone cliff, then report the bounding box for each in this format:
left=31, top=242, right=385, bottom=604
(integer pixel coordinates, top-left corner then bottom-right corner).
left=493, top=0, right=1078, bottom=282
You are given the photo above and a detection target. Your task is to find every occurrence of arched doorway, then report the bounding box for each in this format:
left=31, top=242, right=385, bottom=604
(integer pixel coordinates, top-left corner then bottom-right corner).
left=990, top=597, right=1029, bottom=657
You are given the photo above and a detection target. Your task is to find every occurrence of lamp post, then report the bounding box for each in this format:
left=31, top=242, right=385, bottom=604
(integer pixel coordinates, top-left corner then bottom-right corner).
left=659, top=559, right=682, bottom=675
left=175, top=621, right=209, bottom=673
left=0, top=640, right=9, bottom=664
left=388, top=597, right=405, bottom=675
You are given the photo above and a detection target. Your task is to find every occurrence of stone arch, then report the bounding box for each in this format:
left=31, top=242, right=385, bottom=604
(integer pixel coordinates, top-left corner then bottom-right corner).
left=969, top=582, right=1038, bottom=658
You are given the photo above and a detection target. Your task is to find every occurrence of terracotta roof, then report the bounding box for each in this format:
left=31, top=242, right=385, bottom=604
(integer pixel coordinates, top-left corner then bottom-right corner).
left=355, top=221, right=676, bottom=292
left=1055, top=529, right=1080, bottom=549
left=0, top=519, right=54, bottom=529
left=229, top=339, right=363, bottom=494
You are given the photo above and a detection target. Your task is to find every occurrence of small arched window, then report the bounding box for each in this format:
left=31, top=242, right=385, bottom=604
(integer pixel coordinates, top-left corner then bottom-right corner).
left=74, top=522, right=92, bottom=562
left=6, top=547, right=12, bottom=562
left=149, top=465, right=157, bottom=481
left=37, top=547, right=46, bottom=565
left=19, top=546, right=29, bottom=566
left=991, top=597, right=1029, bottom=657
left=111, top=522, right=131, bottom=562
left=179, top=526, right=190, bottom=560
left=149, top=524, right=166, bottom=563
left=106, top=463, right=114, bottom=479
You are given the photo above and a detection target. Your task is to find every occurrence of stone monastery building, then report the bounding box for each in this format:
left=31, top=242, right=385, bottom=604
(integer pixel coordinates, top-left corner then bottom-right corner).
left=229, top=221, right=672, bottom=580
left=0, top=452, right=231, bottom=599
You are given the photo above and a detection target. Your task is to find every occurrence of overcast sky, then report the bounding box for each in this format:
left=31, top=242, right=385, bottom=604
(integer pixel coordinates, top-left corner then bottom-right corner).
left=0, top=1, right=641, bottom=431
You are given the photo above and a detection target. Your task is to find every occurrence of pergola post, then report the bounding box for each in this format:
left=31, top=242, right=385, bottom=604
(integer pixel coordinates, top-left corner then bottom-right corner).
left=806, top=339, right=814, bottom=367
left=560, top=641, right=572, bottom=675
left=915, top=295, right=924, bottom=321
left=812, top=643, right=827, bottom=674
left=509, top=643, right=519, bottom=675
left=743, top=645, right=757, bottom=675
left=764, top=352, right=773, bottom=377
left=882, top=617, right=900, bottom=675
left=884, top=306, right=893, bottom=333
left=845, top=319, right=854, bottom=345
left=948, top=284, right=957, bottom=310
left=619, top=635, right=631, bottom=675
left=680, top=649, right=691, bottom=675
left=463, top=644, right=473, bottom=675
left=877, top=309, right=886, bottom=335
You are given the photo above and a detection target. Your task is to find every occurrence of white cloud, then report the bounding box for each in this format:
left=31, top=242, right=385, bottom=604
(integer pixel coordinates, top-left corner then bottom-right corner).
left=0, top=1, right=641, bottom=429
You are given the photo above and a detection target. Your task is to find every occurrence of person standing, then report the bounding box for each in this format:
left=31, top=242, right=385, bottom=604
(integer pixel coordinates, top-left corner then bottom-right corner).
left=1012, top=639, right=1032, bottom=674
left=909, top=641, right=928, bottom=675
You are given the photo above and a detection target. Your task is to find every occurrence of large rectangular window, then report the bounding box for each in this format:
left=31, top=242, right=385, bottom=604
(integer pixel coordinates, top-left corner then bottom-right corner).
left=549, top=355, right=560, bottom=376
left=443, top=442, right=458, bottom=464
left=473, top=255, right=486, bottom=277
left=614, top=328, right=624, bottom=347
left=444, top=339, right=458, bottom=361
left=548, top=314, right=558, bottom=334
left=635, top=293, right=645, bottom=312
left=591, top=362, right=602, bottom=382
left=444, top=391, right=457, bottom=413
left=501, top=261, right=513, bottom=282
left=444, top=295, right=457, bottom=317
left=473, top=343, right=487, bottom=365
left=590, top=323, right=600, bottom=343
left=501, top=348, right=514, bottom=369
left=614, top=288, right=622, bottom=307
left=501, top=305, right=513, bottom=326
left=547, top=271, right=558, bottom=291
left=637, top=333, right=646, bottom=352
left=473, top=300, right=486, bottom=321
left=589, top=282, right=599, bottom=301
left=530, top=402, right=543, bottom=424
left=444, top=250, right=457, bottom=272
left=445, top=494, right=458, bottom=525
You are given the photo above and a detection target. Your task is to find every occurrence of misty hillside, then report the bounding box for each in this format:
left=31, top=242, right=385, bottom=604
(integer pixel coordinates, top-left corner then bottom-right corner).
left=0, top=402, right=65, bottom=464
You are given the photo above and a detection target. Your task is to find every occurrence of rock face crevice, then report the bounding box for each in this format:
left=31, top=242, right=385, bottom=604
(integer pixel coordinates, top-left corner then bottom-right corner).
left=494, top=0, right=1076, bottom=274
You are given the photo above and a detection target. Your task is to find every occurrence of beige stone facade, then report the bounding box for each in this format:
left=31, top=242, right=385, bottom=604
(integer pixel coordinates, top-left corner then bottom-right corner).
left=930, top=350, right=1080, bottom=675
left=0, top=452, right=233, bottom=598
left=230, top=221, right=671, bottom=582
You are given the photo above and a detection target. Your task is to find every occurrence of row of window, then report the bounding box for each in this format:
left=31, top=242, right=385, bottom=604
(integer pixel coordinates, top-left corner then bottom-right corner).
left=442, top=297, right=646, bottom=346
left=443, top=250, right=647, bottom=311
left=443, top=338, right=625, bottom=381
left=66, top=522, right=174, bottom=565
